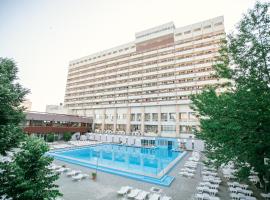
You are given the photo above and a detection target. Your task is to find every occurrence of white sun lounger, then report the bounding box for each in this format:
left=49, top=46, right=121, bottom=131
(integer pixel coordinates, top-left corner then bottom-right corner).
left=72, top=173, right=89, bottom=181
left=117, top=186, right=132, bottom=195
left=48, top=164, right=61, bottom=170
left=55, top=167, right=70, bottom=173
left=135, top=191, right=149, bottom=200
left=127, top=189, right=141, bottom=199
left=66, top=170, right=81, bottom=177
left=208, top=197, right=220, bottom=200
left=160, top=196, right=172, bottom=200
left=149, top=193, right=161, bottom=200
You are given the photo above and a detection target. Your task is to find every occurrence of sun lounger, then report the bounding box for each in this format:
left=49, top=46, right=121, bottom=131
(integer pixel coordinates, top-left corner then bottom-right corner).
left=127, top=189, right=141, bottom=199
left=72, top=173, right=89, bottom=181
left=66, top=170, right=81, bottom=177
left=149, top=193, right=160, bottom=200
left=48, top=164, right=61, bottom=170
left=55, top=167, right=70, bottom=173
left=261, top=193, right=270, bottom=199
left=135, top=191, right=149, bottom=200
left=117, top=186, right=132, bottom=195
left=160, top=196, right=172, bottom=200
left=245, top=197, right=256, bottom=200
left=209, top=197, right=220, bottom=200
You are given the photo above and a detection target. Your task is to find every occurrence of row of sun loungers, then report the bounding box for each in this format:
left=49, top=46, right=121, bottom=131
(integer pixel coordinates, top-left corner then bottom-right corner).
left=228, top=181, right=256, bottom=200
left=194, top=162, right=221, bottom=200
left=220, top=163, right=258, bottom=200
left=179, top=151, right=200, bottom=178
left=117, top=186, right=172, bottom=200
left=68, top=140, right=102, bottom=146
left=48, top=163, right=89, bottom=181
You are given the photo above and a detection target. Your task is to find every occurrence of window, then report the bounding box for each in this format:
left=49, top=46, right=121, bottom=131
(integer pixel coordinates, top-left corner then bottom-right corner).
left=179, top=112, right=188, bottom=120
left=203, top=25, right=211, bottom=29
left=144, top=125, right=158, bottom=133
left=191, top=125, right=197, bottom=133
left=137, top=113, right=141, bottom=121
left=214, top=22, right=223, bottom=26
left=180, top=125, right=187, bottom=133
left=169, top=113, right=176, bottom=121
left=152, top=113, right=158, bottom=121
left=131, top=114, right=135, bottom=121
left=161, top=113, right=168, bottom=121
left=161, top=125, right=176, bottom=132
left=145, top=113, right=150, bottom=122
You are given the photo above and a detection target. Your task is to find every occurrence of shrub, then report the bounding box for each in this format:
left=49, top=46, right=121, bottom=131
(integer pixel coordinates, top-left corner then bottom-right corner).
left=63, top=132, right=72, bottom=141
left=47, top=134, right=55, bottom=143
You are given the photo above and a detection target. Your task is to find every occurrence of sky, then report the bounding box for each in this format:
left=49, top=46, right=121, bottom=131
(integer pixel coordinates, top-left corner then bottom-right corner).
left=0, top=0, right=259, bottom=112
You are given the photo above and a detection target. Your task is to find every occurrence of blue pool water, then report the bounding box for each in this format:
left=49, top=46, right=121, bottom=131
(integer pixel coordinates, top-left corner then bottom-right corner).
left=48, top=144, right=185, bottom=186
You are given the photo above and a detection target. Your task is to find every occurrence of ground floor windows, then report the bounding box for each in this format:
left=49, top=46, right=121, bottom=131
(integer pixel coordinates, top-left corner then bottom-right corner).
left=144, top=125, right=158, bottom=134
left=116, top=124, right=126, bottom=131
left=141, top=139, right=155, bottom=146
left=94, top=123, right=102, bottom=131
left=104, top=124, right=113, bottom=130
left=131, top=124, right=141, bottom=132
left=161, top=125, right=176, bottom=133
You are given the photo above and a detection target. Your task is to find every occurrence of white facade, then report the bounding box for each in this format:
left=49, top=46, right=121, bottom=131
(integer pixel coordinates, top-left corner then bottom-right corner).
left=64, top=16, right=226, bottom=138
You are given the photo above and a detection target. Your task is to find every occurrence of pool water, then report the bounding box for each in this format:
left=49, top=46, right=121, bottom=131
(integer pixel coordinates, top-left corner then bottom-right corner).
left=49, top=144, right=185, bottom=186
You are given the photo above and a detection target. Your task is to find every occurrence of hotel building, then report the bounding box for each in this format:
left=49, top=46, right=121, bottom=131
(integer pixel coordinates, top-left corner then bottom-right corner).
left=64, top=16, right=225, bottom=138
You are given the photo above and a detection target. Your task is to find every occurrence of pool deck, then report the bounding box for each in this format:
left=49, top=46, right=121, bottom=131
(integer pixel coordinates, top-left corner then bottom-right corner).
left=54, top=152, right=231, bottom=200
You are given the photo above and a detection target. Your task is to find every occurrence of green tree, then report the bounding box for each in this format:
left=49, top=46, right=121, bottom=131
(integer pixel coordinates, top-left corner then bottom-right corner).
left=63, top=132, right=72, bottom=141
left=0, top=137, right=61, bottom=200
left=191, top=1, right=270, bottom=190
left=0, top=58, right=29, bottom=155
left=0, top=58, right=62, bottom=199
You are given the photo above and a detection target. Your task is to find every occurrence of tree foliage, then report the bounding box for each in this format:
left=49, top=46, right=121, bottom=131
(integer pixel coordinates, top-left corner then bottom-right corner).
left=0, top=58, right=29, bottom=155
left=0, top=137, right=61, bottom=200
left=191, top=1, right=270, bottom=189
left=0, top=58, right=62, bottom=199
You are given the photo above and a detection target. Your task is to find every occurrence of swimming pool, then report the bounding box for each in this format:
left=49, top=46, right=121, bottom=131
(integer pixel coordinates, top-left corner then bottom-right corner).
left=48, top=144, right=186, bottom=186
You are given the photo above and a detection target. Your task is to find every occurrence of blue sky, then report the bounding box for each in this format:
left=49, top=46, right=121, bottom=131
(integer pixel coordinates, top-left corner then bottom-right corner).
left=0, top=0, right=259, bottom=111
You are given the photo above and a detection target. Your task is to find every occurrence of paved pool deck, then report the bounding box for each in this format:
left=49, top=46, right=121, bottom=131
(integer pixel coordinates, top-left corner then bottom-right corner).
left=54, top=152, right=231, bottom=200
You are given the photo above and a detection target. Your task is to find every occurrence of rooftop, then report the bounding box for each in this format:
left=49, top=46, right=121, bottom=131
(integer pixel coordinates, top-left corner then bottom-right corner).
left=25, top=111, right=92, bottom=123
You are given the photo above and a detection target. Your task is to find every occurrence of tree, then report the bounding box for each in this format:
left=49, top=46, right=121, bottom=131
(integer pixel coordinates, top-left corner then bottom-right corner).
left=0, top=58, right=62, bottom=199
left=0, top=58, right=29, bottom=155
left=0, top=137, right=61, bottom=200
left=191, top=1, right=270, bottom=190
